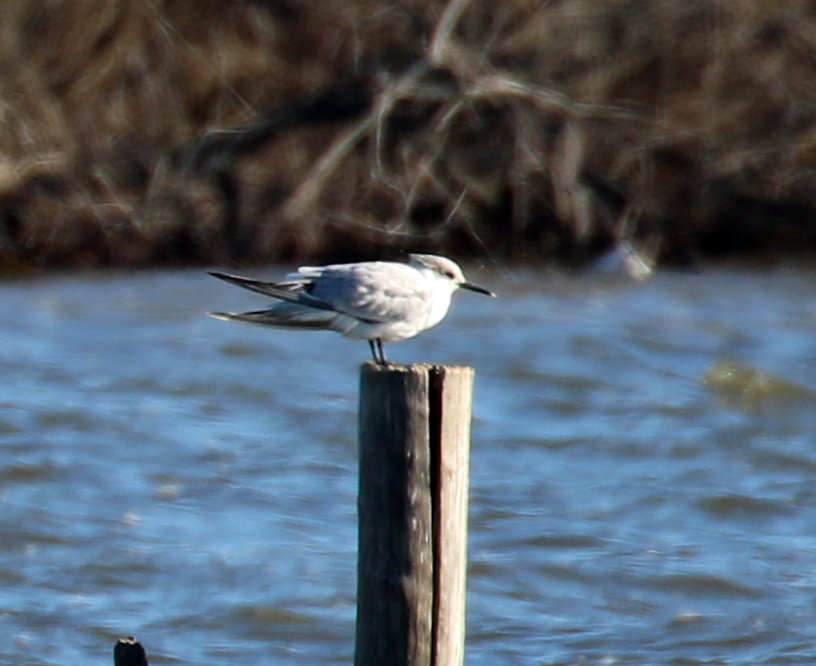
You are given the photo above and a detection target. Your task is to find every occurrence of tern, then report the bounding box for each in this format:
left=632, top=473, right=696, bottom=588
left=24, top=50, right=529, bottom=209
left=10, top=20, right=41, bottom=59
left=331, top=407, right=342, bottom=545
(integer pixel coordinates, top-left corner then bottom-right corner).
left=208, top=254, right=495, bottom=364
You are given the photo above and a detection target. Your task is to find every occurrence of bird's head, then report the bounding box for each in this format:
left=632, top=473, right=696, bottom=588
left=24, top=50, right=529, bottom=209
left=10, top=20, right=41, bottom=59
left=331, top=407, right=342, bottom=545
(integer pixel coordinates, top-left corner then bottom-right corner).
left=408, top=254, right=495, bottom=297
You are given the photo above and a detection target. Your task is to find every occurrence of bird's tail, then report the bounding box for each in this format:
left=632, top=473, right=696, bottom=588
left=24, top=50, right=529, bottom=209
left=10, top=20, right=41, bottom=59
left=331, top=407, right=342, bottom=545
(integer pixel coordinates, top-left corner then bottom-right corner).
left=208, top=303, right=337, bottom=329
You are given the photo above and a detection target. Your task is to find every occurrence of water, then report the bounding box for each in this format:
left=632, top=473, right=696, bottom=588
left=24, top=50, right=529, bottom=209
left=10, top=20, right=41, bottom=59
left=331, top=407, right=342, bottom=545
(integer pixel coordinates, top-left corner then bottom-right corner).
left=2, top=265, right=816, bottom=665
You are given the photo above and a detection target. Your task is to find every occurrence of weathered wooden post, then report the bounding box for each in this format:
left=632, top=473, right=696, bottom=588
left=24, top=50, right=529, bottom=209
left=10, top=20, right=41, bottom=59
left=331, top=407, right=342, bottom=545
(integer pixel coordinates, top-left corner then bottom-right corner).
left=114, top=637, right=148, bottom=666
left=355, top=362, right=474, bottom=666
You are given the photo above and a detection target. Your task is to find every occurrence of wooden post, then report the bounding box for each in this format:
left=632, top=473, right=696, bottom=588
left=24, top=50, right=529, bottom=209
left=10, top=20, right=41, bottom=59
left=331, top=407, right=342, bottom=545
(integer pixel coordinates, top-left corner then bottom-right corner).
left=114, top=638, right=148, bottom=666
left=355, top=363, right=474, bottom=666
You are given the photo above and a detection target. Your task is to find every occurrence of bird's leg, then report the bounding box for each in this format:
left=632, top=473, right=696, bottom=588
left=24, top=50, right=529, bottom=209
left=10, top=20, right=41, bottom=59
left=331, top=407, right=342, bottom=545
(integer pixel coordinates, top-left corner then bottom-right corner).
left=368, top=340, right=379, bottom=363
left=368, top=339, right=387, bottom=365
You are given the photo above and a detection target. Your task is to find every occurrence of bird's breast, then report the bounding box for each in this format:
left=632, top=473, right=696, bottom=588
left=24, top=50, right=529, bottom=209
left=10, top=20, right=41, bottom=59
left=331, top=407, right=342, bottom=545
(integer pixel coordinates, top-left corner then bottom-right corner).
left=426, top=290, right=453, bottom=329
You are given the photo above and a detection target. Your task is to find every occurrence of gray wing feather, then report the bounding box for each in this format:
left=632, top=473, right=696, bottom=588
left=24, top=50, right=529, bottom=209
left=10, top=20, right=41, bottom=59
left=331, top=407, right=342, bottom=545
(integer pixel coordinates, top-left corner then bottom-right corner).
left=209, top=304, right=338, bottom=328
left=308, top=263, right=432, bottom=323
left=208, top=271, right=334, bottom=311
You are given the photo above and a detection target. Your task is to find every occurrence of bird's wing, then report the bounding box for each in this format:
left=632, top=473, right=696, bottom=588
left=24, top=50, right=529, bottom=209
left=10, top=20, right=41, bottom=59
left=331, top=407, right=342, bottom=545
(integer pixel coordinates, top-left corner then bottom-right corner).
left=208, top=271, right=335, bottom=311
left=209, top=304, right=338, bottom=328
left=209, top=263, right=433, bottom=324
left=308, top=262, right=433, bottom=324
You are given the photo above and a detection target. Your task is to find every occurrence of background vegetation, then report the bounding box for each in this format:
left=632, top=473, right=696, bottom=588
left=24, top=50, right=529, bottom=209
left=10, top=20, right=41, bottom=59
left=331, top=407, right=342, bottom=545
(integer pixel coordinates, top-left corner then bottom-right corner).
left=2, top=0, right=816, bottom=272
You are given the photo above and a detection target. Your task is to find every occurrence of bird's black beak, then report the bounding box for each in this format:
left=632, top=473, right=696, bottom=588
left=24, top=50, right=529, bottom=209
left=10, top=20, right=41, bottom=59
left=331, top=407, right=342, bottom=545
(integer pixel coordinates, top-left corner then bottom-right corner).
left=461, top=282, right=496, bottom=297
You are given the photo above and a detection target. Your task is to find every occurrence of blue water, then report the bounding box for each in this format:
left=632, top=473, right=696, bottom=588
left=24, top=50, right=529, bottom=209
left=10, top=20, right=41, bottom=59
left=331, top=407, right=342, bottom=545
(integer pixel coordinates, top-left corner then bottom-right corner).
left=2, top=265, right=816, bottom=665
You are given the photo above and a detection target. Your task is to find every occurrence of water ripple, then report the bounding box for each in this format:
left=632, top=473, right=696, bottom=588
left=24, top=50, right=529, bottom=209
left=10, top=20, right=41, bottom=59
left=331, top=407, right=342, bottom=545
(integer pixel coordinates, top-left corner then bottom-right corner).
left=1, top=268, right=816, bottom=664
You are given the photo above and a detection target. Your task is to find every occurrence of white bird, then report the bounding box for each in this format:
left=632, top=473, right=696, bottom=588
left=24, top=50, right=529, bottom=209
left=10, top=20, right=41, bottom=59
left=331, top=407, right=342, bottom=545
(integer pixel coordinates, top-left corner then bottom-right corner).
left=208, top=253, right=495, bottom=364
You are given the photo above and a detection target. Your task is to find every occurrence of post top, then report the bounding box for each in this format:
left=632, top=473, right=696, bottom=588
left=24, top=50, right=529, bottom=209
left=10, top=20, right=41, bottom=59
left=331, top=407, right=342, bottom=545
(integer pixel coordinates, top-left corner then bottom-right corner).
left=360, top=361, right=474, bottom=375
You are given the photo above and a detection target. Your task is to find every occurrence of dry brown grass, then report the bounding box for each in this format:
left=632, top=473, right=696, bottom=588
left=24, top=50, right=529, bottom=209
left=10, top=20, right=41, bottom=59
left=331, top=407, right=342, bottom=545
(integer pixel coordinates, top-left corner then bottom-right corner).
left=2, top=0, right=816, bottom=272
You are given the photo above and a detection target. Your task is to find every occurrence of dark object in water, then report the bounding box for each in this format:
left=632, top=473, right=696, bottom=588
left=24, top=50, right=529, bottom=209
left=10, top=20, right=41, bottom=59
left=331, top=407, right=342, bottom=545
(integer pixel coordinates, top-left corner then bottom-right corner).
left=114, top=637, right=148, bottom=666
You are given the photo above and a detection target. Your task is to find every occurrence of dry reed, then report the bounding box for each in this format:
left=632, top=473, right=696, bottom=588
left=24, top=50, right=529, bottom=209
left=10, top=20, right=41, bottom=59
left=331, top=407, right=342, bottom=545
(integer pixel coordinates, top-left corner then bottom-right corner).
left=1, top=0, right=816, bottom=272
